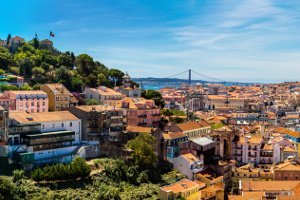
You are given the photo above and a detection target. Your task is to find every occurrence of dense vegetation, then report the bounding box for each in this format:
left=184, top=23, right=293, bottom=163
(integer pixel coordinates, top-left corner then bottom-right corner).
left=31, top=157, right=91, bottom=182
left=0, top=36, right=126, bottom=92
left=0, top=134, right=185, bottom=200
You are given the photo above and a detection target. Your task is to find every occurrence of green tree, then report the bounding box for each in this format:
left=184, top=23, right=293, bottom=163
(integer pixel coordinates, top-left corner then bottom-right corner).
left=12, top=169, right=25, bottom=183
left=85, top=99, right=101, bottom=105
left=55, top=66, right=72, bottom=89
left=126, top=133, right=158, bottom=169
left=108, top=68, right=124, bottom=86
left=19, top=58, right=34, bottom=78
left=0, top=69, right=5, bottom=75
left=0, top=49, right=12, bottom=70
left=6, top=34, right=11, bottom=46
left=162, top=109, right=173, bottom=118
left=142, top=90, right=165, bottom=108
left=32, top=66, right=45, bottom=83
left=98, top=183, right=121, bottom=200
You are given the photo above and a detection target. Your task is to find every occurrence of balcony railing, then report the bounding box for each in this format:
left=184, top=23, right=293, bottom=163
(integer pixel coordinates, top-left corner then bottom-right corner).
left=138, top=114, right=147, bottom=118
left=248, top=153, right=257, bottom=157
left=248, top=147, right=257, bottom=150
left=260, top=154, right=273, bottom=157
left=151, top=113, right=161, bottom=116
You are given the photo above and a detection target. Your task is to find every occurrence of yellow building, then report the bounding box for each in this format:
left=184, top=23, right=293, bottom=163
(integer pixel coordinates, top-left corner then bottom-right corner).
left=40, top=84, right=78, bottom=111
left=159, top=179, right=204, bottom=200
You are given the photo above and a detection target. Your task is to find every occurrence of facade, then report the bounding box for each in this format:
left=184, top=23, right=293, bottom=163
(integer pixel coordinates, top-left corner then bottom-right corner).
left=0, top=107, right=9, bottom=153
left=232, top=134, right=281, bottom=166
left=173, top=153, right=204, bottom=180
left=162, top=131, right=189, bottom=160
left=84, top=86, right=123, bottom=106
left=6, top=110, right=83, bottom=164
left=4, top=90, right=48, bottom=113
left=164, top=121, right=211, bottom=139
left=40, top=39, right=53, bottom=50
left=206, top=95, right=248, bottom=111
left=40, top=83, right=78, bottom=111
left=10, top=36, right=24, bottom=52
left=117, top=97, right=161, bottom=127
left=68, top=105, right=126, bottom=140
left=240, top=180, right=300, bottom=199
left=119, top=73, right=142, bottom=97
left=274, top=160, right=300, bottom=180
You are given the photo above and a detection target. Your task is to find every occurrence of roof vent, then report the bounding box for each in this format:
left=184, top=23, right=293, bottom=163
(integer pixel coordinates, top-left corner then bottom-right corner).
left=26, top=117, right=33, bottom=121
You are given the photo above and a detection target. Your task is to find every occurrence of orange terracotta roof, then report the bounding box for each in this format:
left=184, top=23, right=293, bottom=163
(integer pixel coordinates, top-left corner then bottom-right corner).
left=160, top=179, right=200, bottom=193
left=127, top=125, right=153, bottom=133
left=10, top=111, right=79, bottom=123
left=181, top=153, right=200, bottom=164
left=239, top=135, right=262, bottom=144
left=177, top=121, right=210, bottom=132
left=275, top=162, right=300, bottom=171
left=242, top=180, right=300, bottom=191
left=162, top=132, right=186, bottom=140
left=275, top=127, right=300, bottom=138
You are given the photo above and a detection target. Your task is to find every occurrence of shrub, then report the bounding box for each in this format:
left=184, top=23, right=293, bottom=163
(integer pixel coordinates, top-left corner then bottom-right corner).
left=31, top=157, right=91, bottom=182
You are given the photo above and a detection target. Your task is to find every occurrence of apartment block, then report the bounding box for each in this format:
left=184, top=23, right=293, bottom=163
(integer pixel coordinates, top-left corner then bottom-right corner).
left=117, top=97, right=161, bottom=127
left=4, top=90, right=48, bottom=113
left=40, top=83, right=78, bottom=111
left=68, top=105, right=126, bottom=141
left=84, top=86, right=123, bottom=106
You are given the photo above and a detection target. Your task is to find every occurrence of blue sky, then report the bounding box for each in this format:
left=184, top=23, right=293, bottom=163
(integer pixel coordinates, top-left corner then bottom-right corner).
left=1, top=0, right=300, bottom=83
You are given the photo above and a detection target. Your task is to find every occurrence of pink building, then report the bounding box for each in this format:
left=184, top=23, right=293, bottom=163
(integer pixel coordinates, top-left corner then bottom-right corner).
left=0, top=94, right=16, bottom=110
left=4, top=90, right=48, bottom=113
left=118, top=97, right=161, bottom=127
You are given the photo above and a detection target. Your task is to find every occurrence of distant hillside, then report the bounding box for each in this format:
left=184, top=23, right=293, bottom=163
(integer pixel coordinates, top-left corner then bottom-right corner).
left=0, top=34, right=128, bottom=92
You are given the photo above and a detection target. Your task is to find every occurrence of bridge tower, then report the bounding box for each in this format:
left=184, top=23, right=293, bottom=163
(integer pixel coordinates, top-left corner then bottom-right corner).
left=188, top=69, right=191, bottom=85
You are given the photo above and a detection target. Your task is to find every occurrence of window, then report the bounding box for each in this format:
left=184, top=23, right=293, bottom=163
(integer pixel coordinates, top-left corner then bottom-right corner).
left=52, top=124, right=54, bottom=128
left=70, top=122, right=72, bottom=127
left=31, top=102, right=34, bottom=106
left=65, top=97, right=68, bottom=101
left=61, top=123, right=64, bottom=128
left=43, top=102, right=45, bottom=106
left=42, top=124, right=45, bottom=129
left=56, top=97, right=59, bottom=101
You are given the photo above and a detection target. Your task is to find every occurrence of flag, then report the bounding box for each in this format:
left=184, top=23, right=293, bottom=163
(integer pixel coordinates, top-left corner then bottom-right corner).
left=50, top=31, right=55, bottom=37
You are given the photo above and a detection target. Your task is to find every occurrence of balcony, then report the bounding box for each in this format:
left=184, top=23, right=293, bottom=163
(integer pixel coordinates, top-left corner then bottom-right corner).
left=138, top=114, right=147, bottom=118
left=24, top=130, right=75, bottom=146
left=138, top=122, right=147, bottom=126
left=111, top=123, right=123, bottom=127
left=248, top=153, right=257, bottom=157
left=260, top=154, right=273, bottom=157
left=151, top=113, right=161, bottom=117
left=111, top=115, right=123, bottom=119
left=248, top=147, right=257, bottom=151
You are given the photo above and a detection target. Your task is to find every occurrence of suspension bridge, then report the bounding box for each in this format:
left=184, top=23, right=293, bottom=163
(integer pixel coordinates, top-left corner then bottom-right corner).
left=164, top=69, right=227, bottom=84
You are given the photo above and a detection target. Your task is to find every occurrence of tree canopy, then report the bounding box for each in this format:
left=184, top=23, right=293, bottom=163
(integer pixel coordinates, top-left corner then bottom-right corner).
left=0, top=38, right=131, bottom=92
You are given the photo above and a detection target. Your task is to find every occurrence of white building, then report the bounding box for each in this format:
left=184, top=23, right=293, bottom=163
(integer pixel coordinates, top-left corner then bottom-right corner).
left=84, top=86, right=123, bottom=106
left=7, top=111, right=83, bottom=164
left=173, top=153, right=204, bottom=180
